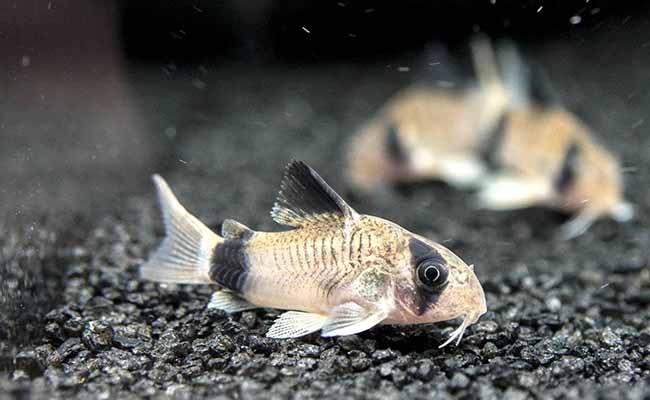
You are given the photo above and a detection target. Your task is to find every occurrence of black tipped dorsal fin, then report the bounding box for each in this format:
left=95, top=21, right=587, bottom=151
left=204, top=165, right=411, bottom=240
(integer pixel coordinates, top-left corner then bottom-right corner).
left=221, top=219, right=255, bottom=240
left=271, top=160, right=359, bottom=227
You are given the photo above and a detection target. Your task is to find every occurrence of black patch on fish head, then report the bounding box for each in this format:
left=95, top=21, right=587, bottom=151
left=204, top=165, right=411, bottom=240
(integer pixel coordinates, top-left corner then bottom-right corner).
left=385, top=123, right=408, bottom=164
left=210, top=239, right=249, bottom=293
left=553, top=142, right=580, bottom=195
left=408, top=237, right=449, bottom=316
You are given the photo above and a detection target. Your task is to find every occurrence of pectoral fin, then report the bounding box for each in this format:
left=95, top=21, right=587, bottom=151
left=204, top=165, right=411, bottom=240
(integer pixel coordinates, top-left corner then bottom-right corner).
left=266, top=311, right=328, bottom=339
left=558, top=211, right=597, bottom=240
left=207, top=291, right=258, bottom=313
left=321, top=302, right=388, bottom=337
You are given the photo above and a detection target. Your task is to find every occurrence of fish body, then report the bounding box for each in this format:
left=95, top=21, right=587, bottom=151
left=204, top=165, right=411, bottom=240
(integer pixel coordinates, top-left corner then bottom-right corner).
left=346, top=38, right=632, bottom=238
left=347, top=85, right=504, bottom=190
left=480, top=106, right=632, bottom=238
left=141, top=161, right=486, bottom=345
left=347, top=38, right=510, bottom=191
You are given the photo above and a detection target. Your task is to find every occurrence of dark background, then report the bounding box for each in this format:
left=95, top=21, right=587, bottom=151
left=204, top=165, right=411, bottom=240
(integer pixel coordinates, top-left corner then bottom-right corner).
left=1, top=1, right=650, bottom=399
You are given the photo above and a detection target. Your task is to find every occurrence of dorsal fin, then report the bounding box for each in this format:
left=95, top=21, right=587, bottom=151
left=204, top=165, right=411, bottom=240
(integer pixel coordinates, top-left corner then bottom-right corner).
left=221, top=219, right=255, bottom=240
left=271, top=160, right=359, bottom=227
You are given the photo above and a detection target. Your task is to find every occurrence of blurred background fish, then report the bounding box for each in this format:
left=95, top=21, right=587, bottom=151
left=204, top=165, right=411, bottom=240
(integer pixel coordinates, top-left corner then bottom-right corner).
left=346, top=37, right=633, bottom=238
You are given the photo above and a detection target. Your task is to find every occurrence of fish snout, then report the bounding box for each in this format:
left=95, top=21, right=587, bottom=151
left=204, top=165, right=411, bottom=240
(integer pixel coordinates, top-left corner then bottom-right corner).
left=466, top=268, right=488, bottom=325
left=610, top=201, right=635, bottom=223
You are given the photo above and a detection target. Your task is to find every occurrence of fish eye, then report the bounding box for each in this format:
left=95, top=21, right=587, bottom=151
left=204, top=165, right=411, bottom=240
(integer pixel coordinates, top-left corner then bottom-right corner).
left=416, top=259, right=449, bottom=291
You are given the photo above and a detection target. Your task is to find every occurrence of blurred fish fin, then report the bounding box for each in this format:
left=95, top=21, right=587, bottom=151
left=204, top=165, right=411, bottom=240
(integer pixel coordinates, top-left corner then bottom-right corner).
left=476, top=174, right=550, bottom=210
left=496, top=39, right=561, bottom=108
left=221, top=219, right=255, bottom=240
left=266, top=311, right=327, bottom=338
left=495, top=39, right=531, bottom=108
left=470, top=35, right=502, bottom=92
left=321, top=302, right=388, bottom=337
left=437, top=155, right=487, bottom=188
left=207, top=290, right=258, bottom=313
left=559, top=211, right=597, bottom=240
left=470, top=36, right=511, bottom=131
left=139, top=175, right=221, bottom=284
left=271, top=160, right=359, bottom=227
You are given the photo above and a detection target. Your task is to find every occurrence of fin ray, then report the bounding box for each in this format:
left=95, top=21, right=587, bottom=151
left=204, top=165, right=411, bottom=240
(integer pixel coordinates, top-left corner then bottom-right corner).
left=140, top=175, right=221, bottom=284
left=266, top=311, right=328, bottom=339
left=321, top=302, right=388, bottom=337
left=207, top=291, right=258, bottom=313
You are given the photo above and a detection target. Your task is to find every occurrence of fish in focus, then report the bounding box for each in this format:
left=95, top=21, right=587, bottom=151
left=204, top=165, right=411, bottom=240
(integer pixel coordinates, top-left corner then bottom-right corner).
left=140, top=161, right=486, bottom=346
left=346, top=38, right=633, bottom=239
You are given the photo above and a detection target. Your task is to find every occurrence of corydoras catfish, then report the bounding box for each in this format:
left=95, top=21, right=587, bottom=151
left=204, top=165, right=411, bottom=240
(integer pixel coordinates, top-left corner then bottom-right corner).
left=140, top=161, right=487, bottom=346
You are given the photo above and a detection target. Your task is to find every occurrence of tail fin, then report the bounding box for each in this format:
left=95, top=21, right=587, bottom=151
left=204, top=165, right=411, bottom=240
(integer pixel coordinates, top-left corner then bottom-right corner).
left=140, top=175, right=222, bottom=284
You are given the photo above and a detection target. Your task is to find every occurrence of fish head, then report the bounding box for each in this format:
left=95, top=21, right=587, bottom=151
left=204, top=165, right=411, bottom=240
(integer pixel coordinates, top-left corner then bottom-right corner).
left=544, top=112, right=634, bottom=232
left=573, top=149, right=633, bottom=223
left=502, top=108, right=633, bottom=237
left=388, top=234, right=486, bottom=338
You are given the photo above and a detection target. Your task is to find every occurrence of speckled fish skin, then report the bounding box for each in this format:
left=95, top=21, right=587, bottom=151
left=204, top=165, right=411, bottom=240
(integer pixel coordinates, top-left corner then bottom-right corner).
left=346, top=38, right=633, bottom=238
left=140, top=161, right=486, bottom=345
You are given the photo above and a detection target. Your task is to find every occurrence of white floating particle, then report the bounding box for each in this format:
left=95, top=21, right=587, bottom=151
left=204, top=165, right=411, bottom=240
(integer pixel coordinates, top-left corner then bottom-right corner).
left=192, top=78, right=206, bottom=90
left=302, top=26, right=310, bottom=34
left=397, top=66, right=410, bottom=72
left=164, top=126, right=177, bottom=138
left=537, top=6, right=543, bottom=13
left=570, top=15, right=582, bottom=24
left=21, top=55, right=30, bottom=67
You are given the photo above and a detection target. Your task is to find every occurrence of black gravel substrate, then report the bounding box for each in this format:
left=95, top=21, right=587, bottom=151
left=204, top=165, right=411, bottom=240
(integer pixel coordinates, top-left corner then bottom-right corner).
left=2, top=32, right=650, bottom=399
